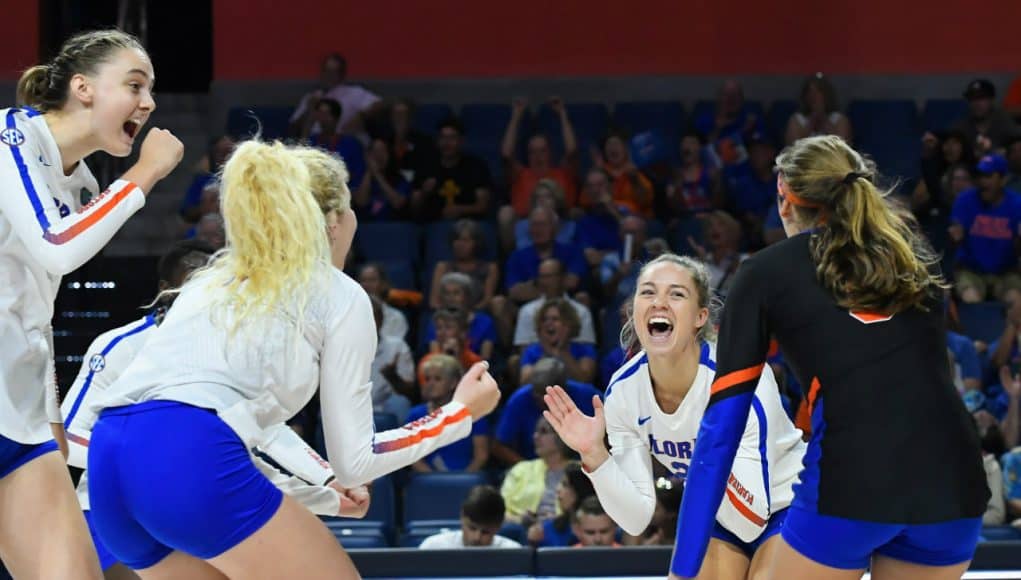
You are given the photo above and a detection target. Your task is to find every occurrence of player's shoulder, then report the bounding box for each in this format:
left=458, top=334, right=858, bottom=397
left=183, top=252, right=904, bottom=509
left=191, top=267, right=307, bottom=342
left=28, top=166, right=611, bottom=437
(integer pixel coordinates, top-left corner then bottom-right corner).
left=88, top=315, right=157, bottom=352
left=0, top=107, right=44, bottom=146
left=319, top=266, right=372, bottom=319
left=605, top=350, right=649, bottom=399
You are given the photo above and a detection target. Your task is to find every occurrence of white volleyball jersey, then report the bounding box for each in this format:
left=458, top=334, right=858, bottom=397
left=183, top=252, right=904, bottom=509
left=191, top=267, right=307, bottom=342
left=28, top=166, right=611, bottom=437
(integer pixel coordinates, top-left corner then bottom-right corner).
left=88, top=266, right=472, bottom=489
left=0, top=107, right=146, bottom=443
left=586, top=343, right=805, bottom=542
left=63, top=314, right=344, bottom=516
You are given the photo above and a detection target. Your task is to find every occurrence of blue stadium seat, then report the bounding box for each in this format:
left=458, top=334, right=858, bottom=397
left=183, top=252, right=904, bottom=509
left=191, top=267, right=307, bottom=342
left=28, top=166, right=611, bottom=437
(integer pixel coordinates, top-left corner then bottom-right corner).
left=337, top=532, right=389, bottom=549
left=323, top=518, right=390, bottom=548
left=612, top=101, right=686, bottom=140
left=354, top=222, right=422, bottom=266
left=225, top=106, right=293, bottom=140
left=498, top=521, right=526, bottom=545
left=413, top=103, right=456, bottom=136
left=377, top=260, right=417, bottom=292
left=403, top=472, right=487, bottom=527
left=922, top=99, right=968, bottom=133
left=416, top=309, right=434, bottom=356
left=980, top=526, right=1021, bottom=541
left=957, top=301, right=1006, bottom=343
left=847, top=100, right=920, bottom=182
left=462, top=103, right=514, bottom=142
left=766, top=100, right=799, bottom=146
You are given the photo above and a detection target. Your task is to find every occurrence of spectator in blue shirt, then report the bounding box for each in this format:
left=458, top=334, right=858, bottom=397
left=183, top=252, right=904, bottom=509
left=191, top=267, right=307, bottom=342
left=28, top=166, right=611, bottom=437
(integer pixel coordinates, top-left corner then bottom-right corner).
left=575, top=168, right=629, bottom=269
left=694, top=79, right=764, bottom=168
left=600, top=216, right=649, bottom=307
left=408, top=354, right=489, bottom=472
left=520, top=299, right=597, bottom=385
left=506, top=206, right=588, bottom=304
left=492, top=357, right=601, bottom=466
left=947, top=331, right=983, bottom=393
left=425, top=272, right=498, bottom=360
left=722, top=132, right=777, bottom=249
left=950, top=154, right=1021, bottom=302
left=300, top=98, right=366, bottom=186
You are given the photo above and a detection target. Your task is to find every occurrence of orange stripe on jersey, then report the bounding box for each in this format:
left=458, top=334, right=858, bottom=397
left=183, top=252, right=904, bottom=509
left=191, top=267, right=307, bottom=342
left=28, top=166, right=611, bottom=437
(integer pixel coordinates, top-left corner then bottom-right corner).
left=807, top=376, right=822, bottom=416
left=43, top=181, right=137, bottom=245
left=710, top=364, right=764, bottom=396
left=67, top=432, right=89, bottom=447
left=849, top=310, right=894, bottom=324
left=725, top=487, right=767, bottom=527
left=372, top=406, right=471, bottom=453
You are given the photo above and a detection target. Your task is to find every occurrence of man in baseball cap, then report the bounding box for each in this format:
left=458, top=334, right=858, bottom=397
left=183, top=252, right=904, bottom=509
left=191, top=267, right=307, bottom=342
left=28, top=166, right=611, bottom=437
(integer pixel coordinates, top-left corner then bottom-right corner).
left=953, top=79, right=1021, bottom=152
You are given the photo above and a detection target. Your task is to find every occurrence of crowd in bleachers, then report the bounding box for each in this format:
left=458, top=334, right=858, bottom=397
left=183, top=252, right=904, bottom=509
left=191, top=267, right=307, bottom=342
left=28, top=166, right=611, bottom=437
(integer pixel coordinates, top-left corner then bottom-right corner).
left=151, top=52, right=1021, bottom=548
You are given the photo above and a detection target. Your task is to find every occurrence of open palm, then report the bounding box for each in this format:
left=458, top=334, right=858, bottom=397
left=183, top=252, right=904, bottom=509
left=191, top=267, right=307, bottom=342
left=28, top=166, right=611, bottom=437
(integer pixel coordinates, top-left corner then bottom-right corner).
left=542, top=385, right=605, bottom=456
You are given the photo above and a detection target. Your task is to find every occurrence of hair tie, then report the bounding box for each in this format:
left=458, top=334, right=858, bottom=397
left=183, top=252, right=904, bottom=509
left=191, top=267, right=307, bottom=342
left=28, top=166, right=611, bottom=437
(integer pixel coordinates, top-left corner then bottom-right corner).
left=842, top=172, right=863, bottom=185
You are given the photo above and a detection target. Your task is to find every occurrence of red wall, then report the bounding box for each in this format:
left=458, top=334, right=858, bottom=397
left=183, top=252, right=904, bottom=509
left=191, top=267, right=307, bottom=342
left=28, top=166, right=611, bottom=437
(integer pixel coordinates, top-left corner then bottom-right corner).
left=0, top=1, right=39, bottom=80
left=214, top=0, right=1021, bottom=80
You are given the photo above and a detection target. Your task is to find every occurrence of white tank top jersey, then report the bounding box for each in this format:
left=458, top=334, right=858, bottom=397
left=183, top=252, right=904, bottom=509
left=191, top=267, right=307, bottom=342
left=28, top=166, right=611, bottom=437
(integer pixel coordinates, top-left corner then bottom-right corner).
left=87, top=267, right=473, bottom=489
left=63, top=314, right=345, bottom=515
left=0, top=106, right=146, bottom=444
left=586, top=342, right=806, bottom=542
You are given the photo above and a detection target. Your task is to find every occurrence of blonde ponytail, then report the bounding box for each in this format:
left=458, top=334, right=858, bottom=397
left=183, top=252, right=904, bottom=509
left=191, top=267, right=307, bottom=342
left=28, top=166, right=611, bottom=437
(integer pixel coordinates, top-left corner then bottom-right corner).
left=187, top=140, right=329, bottom=333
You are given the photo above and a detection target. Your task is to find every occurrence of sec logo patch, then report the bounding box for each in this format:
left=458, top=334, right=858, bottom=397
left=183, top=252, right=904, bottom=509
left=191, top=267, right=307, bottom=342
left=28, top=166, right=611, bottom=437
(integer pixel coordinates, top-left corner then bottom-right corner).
left=88, top=354, right=106, bottom=373
left=0, top=127, right=25, bottom=147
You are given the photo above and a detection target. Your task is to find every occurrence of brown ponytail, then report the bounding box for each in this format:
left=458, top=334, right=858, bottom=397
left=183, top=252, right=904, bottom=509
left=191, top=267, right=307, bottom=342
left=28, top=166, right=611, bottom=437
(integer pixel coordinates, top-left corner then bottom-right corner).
left=776, top=135, right=947, bottom=314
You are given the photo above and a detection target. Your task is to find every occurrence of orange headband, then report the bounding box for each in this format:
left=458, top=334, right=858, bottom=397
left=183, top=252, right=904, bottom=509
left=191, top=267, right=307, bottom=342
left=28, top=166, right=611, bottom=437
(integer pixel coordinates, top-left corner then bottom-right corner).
left=777, top=174, right=824, bottom=210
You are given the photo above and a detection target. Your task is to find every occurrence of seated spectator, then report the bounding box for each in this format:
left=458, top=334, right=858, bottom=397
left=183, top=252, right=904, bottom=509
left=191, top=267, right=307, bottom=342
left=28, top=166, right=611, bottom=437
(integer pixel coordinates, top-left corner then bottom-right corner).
left=501, top=417, right=575, bottom=524
left=526, top=462, right=595, bottom=547
left=506, top=206, right=588, bottom=305
left=784, top=73, right=853, bottom=145
left=368, top=296, right=415, bottom=421
left=358, top=263, right=409, bottom=340
left=722, top=132, right=777, bottom=248
left=520, top=300, right=597, bottom=385
left=689, top=211, right=748, bottom=301
left=352, top=136, right=411, bottom=221
left=408, top=354, right=489, bottom=472
left=914, top=130, right=974, bottom=223
left=950, top=154, right=1021, bottom=302
left=299, top=98, right=366, bottom=186
left=411, top=117, right=492, bottom=221
left=180, top=135, right=234, bottom=223
left=599, top=217, right=650, bottom=307
left=666, top=132, right=721, bottom=216
left=501, top=96, right=578, bottom=221
left=512, top=179, right=577, bottom=250
left=973, top=409, right=1008, bottom=525
left=192, top=213, right=225, bottom=250
left=493, top=358, right=601, bottom=466
left=419, top=485, right=521, bottom=548
left=575, top=168, right=628, bottom=268
left=514, top=258, right=596, bottom=349
left=947, top=330, right=983, bottom=393
left=385, top=98, right=436, bottom=181
left=694, top=79, right=764, bottom=168
left=590, top=130, right=654, bottom=217
left=419, top=308, right=483, bottom=380
left=988, top=288, right=1021, bottom=372
left=426, top=272, right=497, bottom=360
left=429, top=219, right=500, bottom=311
left=288, top=52, right=381, bottom=138
left=571, top=497, right=620, bottom=548
left=952, top=79, right=1021, bottom=156
left=631, top=477, right=683, bottom=547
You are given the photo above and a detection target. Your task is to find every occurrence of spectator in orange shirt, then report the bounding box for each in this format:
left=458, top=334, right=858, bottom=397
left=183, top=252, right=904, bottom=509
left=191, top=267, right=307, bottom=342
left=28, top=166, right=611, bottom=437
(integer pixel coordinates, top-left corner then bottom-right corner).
left=419, top=307, right=483, bottom=384
left=499, top=97, right=579, bottom=250
left=590, top=130, right=654, bottom=218
left=571, top=497, right=620, bottom=547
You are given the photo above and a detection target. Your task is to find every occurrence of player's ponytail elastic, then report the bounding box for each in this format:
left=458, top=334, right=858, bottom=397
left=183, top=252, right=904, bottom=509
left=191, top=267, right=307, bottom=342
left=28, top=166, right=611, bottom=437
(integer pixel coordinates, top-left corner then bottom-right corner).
left=776, top=135, right=946, bottom=314
left=16, top=29, right=144, bottom=112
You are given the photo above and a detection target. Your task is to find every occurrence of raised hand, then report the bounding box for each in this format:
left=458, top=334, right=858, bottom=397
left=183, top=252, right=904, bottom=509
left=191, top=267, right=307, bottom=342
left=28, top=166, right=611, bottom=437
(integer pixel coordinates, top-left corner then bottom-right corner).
left=543, top=386, right=606, bottom=460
